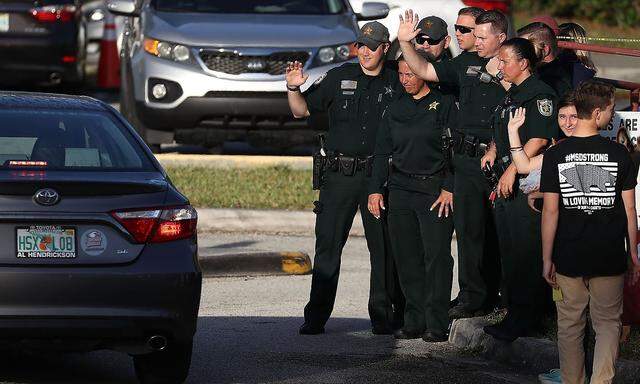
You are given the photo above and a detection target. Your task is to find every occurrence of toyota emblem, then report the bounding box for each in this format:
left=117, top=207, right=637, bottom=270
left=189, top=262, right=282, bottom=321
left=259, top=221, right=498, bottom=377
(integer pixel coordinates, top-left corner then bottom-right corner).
left=34, top=188, right=60, bottom=206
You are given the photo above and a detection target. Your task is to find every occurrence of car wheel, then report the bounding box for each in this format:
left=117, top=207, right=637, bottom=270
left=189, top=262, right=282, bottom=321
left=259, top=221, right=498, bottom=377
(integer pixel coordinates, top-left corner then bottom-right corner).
left=121, top=63, right=151, bottom=149
left=133, top=339, right=193, bottom=384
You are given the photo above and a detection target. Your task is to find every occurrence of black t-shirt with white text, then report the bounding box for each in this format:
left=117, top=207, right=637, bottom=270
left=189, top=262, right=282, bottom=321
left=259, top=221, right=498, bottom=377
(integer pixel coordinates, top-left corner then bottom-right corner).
left=540, top=135, right=637, bottom=277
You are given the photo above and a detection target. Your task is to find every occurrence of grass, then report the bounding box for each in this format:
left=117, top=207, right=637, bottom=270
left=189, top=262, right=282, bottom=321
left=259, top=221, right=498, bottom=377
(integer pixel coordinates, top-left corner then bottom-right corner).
left=165, top=165, right=315, bottom=210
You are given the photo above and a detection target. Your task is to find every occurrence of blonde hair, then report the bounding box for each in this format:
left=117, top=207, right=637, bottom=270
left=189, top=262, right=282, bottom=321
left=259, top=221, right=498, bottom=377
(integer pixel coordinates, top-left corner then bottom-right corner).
left=558, top=22, right=596, bottom=71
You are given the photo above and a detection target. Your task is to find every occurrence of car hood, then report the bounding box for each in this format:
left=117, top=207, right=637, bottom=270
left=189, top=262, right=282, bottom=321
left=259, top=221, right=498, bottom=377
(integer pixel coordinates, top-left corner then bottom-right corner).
left=145, top=12, right=357, bottom=48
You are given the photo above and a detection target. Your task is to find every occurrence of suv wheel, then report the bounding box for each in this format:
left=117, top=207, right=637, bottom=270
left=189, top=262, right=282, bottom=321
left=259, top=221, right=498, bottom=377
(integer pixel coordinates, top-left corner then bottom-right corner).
left=132, top=339, right=193, bottom=384
left=120, top=63, right=160, bottom=152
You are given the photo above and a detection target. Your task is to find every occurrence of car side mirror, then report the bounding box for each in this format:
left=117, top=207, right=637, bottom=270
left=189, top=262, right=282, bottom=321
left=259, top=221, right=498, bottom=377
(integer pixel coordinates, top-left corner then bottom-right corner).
left=106, top=0, right=139, bottom=16
left=356, top=2, right=390, bottom=21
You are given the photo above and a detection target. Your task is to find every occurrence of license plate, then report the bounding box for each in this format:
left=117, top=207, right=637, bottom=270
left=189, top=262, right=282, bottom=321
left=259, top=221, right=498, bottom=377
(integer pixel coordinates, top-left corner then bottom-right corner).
left=0, top=14, right=8, bottom=33
left=16, top=226, right=76, bottom=258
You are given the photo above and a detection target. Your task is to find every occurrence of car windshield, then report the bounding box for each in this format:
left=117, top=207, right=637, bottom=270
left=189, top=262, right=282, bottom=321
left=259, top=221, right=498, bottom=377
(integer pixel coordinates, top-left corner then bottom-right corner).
left=0, top=109, right=155, bottom=171
left=153, top=0, right=345, bottom=14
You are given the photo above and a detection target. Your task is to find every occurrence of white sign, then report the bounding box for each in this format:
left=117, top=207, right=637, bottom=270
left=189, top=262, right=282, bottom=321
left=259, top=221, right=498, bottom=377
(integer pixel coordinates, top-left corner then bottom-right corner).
left=600, top=111, right=640, bottom=143
left=600, top=111, right=640, bottom=229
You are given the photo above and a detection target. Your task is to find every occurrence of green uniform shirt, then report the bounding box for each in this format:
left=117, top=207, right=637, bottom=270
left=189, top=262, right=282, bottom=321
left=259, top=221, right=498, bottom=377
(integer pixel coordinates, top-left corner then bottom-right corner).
left=493, top=75, right=559, bottom=159
left=303, top=62, right=402, bottom=156
left=370, top=89, right=457, bottom=195
left=433, top=51, right=506, bottom=141
left=537, top=58, right=572, bottom=98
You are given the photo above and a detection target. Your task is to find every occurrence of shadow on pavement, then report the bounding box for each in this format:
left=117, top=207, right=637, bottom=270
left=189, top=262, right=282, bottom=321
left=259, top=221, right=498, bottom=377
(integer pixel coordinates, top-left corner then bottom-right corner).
left=190, top=316, right=396, bottom=384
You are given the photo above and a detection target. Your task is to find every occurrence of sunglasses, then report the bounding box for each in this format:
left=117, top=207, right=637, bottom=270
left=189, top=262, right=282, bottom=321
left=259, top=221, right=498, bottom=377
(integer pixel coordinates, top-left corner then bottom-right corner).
left=415, top=34, right=443, bottom=46
left=454, top=24, right=474, bottom=34
left=355, top=42, right=381, bottom=50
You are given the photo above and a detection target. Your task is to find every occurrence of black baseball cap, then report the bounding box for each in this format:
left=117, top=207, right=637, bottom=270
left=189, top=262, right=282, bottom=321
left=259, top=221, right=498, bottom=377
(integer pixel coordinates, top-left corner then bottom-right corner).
left=417, top=16, right=448, bottom=41
left=356, top=21, right=390, bottom=50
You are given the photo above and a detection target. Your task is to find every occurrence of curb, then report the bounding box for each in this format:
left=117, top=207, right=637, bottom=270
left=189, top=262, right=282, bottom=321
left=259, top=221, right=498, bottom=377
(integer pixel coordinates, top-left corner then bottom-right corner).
left=198, top=251, right=312, bottom=277
left=449, top=317, right=640, bottom=383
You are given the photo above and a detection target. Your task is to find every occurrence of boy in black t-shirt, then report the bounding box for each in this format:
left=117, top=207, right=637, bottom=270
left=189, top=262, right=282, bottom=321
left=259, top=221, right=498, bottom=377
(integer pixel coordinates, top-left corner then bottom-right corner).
left=540, top=81, right=640, bottom=384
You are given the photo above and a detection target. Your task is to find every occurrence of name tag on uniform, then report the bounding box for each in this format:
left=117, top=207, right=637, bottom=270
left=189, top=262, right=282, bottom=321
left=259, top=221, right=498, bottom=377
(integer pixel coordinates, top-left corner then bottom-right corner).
left=465, top=66, right=481, bottom=76
left=342, top=91, right=355, bottom=95
left=341, top=80, right=358, bottom=90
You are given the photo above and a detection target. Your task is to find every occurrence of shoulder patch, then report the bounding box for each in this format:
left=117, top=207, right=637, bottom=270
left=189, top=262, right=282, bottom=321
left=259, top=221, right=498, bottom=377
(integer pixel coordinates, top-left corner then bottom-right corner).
left=313, top=73, right=327, bottom=86
left=537, top=98, right=553, bottom=117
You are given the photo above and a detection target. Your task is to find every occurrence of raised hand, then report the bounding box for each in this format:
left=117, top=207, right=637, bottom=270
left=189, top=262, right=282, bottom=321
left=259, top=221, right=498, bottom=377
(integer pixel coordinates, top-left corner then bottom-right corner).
left=285, top=61, right=309, bottom=88
left=397, top=9, right=421, bottom=43
left=508, top=107, right=527, bottom=134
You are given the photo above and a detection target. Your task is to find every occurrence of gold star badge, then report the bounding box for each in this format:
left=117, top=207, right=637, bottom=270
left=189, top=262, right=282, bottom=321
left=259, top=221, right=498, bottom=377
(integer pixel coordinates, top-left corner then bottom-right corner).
left=428, top=101, right=439, bottom=110
left=363, top=26, right=373, bottom=36
left=424, top=21, right=433, bottom=29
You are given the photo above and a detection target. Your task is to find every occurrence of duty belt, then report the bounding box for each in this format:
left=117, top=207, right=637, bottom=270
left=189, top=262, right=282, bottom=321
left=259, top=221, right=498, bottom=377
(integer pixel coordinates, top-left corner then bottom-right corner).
left=327, top=154, right=373, bottom=176
left=451, top=131, right=490, bottom=158
left=393, top=165, right=444, bottom=180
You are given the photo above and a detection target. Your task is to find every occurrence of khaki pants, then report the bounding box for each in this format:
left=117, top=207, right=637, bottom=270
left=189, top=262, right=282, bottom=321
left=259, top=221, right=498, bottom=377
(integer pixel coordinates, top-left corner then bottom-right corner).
left=556, top=273, right=624, bottom=384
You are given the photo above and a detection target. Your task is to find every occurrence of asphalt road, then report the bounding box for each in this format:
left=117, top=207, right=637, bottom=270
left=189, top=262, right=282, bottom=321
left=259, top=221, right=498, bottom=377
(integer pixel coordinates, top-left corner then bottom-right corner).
left=0, top=232, right=539, bottom=384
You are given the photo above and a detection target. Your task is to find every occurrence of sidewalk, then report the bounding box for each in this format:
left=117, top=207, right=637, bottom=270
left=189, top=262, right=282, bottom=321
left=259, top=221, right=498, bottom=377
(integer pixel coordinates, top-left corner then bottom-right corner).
left=196, top=207, right=364, bottom=236
left=156, top=154, right=312, bottom=170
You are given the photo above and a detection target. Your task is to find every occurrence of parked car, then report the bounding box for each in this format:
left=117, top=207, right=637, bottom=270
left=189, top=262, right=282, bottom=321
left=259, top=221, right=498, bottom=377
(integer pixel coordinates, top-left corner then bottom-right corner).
left=111, top=0, right=390, bottom=151
left=0, top=0, right=86, bottom=86
left=0, top=91, right=202, bottom=383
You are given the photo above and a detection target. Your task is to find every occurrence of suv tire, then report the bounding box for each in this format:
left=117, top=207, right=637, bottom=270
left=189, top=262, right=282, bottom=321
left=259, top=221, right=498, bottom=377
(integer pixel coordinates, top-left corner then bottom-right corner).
left=132, top=339, right=193, bottom=384
left=120, top=63, right=161, bottom=153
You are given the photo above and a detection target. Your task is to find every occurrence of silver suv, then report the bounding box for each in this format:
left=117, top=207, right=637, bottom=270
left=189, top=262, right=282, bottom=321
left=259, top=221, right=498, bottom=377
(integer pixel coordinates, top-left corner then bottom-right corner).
left=108, top=0, right=389, bottom=150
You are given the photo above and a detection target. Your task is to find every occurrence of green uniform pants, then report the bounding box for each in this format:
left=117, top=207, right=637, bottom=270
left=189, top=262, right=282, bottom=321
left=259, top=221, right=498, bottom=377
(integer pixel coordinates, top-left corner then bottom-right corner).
left=304, top=170, right=403, bottom=329
left=493, top=189, right=546, bottom=330
left=387, top=188, right=454, bottom=335
left=452, top=154, right=501, bottom=310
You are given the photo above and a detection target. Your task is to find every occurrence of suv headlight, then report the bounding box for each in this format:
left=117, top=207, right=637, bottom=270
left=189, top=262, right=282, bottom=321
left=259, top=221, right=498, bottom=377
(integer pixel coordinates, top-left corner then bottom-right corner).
left=313, top=43, right=357, bottom=66
left=144, top=38, right=191, bottom=62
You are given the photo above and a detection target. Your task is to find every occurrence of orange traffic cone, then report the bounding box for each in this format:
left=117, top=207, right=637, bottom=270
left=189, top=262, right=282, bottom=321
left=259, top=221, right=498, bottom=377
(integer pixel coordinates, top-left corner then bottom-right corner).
left=97, top=12, right=120, bottom=88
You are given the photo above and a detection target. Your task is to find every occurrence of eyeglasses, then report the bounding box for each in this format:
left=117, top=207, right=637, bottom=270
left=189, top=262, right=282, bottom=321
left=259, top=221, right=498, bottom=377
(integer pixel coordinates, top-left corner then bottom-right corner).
left=415, top=34, right=443, bottom=46
left=454, top=24, right=474, bottom=34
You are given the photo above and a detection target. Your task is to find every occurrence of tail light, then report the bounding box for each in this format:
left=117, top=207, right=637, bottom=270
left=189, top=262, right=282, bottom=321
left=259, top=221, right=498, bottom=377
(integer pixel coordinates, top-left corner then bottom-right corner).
left=112, top=206, right=198, bottom=244
left=31, top=5, right=76, bottom=23
left=462, top=0, right=511, bottom=13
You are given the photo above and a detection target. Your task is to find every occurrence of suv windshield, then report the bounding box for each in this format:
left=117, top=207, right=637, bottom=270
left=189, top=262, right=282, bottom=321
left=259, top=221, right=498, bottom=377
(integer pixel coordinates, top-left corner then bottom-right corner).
left=0, top=109, right=154, bottom=171
left=153, top=0, right=345, bottom=14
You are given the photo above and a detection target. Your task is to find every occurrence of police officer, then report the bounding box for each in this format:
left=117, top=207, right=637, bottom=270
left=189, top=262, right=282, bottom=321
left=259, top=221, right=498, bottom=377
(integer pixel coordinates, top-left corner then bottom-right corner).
left=368, top=53, right=456, bottom=342
left=414, top=16, right=452, bottom=63
left=397, top=9, right=508, bottom=319
left=413, top=16, right=457, bottom=97
left=481, top=37, right=558, bottom=341
left=286, top=22, right=403, bottom=335
left=517, top=22, right=573, bottom=97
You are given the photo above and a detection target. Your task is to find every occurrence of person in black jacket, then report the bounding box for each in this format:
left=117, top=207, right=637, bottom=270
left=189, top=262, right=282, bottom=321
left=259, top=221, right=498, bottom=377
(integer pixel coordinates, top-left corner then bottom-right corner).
left=368, top=53, right=457, bottom=342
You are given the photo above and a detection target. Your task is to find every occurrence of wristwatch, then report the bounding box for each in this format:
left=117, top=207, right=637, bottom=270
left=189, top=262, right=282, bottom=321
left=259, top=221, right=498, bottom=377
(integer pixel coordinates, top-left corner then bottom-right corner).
left=286, top=84, right=300, bottom=92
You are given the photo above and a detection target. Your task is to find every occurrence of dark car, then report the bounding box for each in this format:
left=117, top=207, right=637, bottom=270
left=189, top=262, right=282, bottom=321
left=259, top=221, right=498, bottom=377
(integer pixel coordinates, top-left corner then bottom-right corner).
left=0, top=92, right=202, bottom=383
left=0, top=0, right=86, bottom=85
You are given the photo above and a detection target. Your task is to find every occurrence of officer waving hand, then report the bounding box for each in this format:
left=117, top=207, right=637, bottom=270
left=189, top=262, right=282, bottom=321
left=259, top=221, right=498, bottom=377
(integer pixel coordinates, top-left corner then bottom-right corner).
left=286, top=22, right=404, bottom=336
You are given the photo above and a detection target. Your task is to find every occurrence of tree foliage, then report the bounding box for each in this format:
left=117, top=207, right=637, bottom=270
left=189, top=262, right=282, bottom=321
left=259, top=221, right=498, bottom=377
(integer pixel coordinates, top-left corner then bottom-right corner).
left=514, top=0, right=640, bottom=28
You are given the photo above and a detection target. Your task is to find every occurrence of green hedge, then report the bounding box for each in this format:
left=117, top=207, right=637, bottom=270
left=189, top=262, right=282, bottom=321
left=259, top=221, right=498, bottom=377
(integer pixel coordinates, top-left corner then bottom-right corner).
left=514, top=0, right=640, bottom=28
